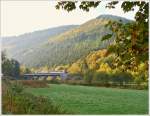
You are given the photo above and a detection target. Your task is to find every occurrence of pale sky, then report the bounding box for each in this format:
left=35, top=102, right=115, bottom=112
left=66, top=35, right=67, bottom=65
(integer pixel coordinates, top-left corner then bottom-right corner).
left=1, top=1, right=138, bottom=37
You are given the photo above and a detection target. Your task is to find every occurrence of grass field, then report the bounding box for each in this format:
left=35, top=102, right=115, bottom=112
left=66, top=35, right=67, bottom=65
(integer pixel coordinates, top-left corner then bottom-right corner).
left=25, top=84, right=148, bottom=114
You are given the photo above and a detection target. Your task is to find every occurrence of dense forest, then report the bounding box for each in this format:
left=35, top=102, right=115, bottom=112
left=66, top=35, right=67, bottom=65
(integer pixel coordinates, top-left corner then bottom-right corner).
left=3, top=15, right=130, bottom=67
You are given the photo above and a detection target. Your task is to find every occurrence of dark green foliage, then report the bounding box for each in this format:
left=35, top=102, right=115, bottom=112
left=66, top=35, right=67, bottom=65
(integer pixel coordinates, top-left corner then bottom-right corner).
left=93, top=72, right=110, bottom=85
left=55, top=1, right=148, bottom=23
left=79, top=1, right=100, bottom=12
left=2, top=52, right=20, bottom=79
left=121, top=1, right=148, bottom=23
left=83, top=70, right=94, bottom=84
left=65, top=73, right=83, bottom=82
left=56, top=1, right=100, bottom=12
left=56, top=1, right=77, bottom=12
left=101, top=34, right=113, bottom=41
left=106, top=1, right=119, bottom=9
left=104, top=20, right=148, bottom=70
left=111, top=72, right=133, bottom=85
left=10, top=81, right=24, bottom=94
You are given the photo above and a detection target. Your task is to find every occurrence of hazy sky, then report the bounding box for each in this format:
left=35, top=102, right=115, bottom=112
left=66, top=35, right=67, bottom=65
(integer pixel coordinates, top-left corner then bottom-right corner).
left=1, top=1, right=138, bottom=37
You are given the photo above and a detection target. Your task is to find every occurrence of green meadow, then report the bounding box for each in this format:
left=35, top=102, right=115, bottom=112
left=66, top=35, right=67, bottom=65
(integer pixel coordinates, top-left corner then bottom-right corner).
left=26, top=84, right=148, bottom=114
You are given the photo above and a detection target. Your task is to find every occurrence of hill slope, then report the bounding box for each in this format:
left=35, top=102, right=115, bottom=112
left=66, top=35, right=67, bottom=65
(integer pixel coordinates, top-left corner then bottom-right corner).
left=2, top=15, right=130, bottom=68
left=2, top=25, right=78, bottom=57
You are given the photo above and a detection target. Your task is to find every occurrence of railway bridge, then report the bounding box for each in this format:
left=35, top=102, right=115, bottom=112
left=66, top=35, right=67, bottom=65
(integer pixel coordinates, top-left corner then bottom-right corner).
left=23, top=71, right=67, bottom=80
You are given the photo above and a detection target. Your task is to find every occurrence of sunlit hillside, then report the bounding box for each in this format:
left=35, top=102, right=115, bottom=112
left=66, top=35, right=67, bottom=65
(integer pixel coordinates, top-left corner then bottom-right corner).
left=2, top=15, right=130, bottom=68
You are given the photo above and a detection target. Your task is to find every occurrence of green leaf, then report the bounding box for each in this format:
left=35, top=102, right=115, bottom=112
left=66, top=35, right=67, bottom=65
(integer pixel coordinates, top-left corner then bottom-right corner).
left=101, top=34, right=113, bottom=41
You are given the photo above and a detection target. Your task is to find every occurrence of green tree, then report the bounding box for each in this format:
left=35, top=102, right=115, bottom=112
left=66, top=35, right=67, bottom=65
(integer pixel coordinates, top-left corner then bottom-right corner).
left=104, top=20, right=148, bottom=70
left=93, top=71, right=110, bottom=85
left=83, top=69, right=94, bottom=84
left=80, top=59, right=89, bottom=75
left=55, top=1, right=148, bottom=23
left=2, top=52, right=20, bottom=79
left=112, top=72, right=133, bottom=86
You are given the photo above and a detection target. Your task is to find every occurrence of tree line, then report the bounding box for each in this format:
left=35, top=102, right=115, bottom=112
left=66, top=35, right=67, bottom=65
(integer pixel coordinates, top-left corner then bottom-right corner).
left=2, top=52, right=31, bottom=80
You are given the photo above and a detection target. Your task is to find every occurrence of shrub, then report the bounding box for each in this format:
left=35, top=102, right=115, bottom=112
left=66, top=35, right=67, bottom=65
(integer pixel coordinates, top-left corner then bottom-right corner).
left=83, top=70, right=94, bottom=84
left=66, top=74, right=83, bottom=81
left=10, top=81, right=24, bottom=94
left=47, top=79, right=61, bottom=84
left=18, top=80, right=49, bottom=88
left=111, top=72, right=133, bottom=85
left=93, top=71, right=110, bottom=86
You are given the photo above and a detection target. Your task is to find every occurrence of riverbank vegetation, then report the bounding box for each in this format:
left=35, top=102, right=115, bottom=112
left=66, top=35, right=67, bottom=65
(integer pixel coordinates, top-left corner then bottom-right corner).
left=2, top=79, right=67, bottom=114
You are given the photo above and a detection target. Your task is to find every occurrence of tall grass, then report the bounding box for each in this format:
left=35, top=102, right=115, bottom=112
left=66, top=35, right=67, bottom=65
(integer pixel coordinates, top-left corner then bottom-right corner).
left=2, top=79, right=68, bottom=114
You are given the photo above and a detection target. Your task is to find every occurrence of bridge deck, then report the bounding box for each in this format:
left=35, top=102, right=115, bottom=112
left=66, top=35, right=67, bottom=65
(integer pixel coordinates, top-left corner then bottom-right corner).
left=24, top=72, right=67, bottom=79
left=24, top=72, right=65, bottom=76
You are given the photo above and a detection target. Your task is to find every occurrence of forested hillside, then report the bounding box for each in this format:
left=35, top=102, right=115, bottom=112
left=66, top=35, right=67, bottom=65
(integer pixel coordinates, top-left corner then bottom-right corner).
left=2, top=15, right=130, bottom=68
left=2, top=25, right=78, bottom=58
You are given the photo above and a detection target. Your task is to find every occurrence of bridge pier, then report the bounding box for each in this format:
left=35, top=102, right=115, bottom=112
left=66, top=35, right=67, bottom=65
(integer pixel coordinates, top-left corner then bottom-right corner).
left=51, top=76, right=57, bottom=80
left=43, top=76, right=48, bottom=80
left=39, top=76, right=47, bottom=80
left=32, top=76, right=39, bottom=80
